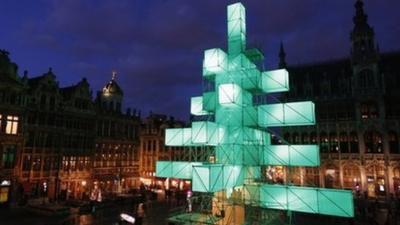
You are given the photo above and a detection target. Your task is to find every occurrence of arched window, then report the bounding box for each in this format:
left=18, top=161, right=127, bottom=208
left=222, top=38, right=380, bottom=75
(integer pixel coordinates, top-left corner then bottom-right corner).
left=364, top=131, right=383, bottom=153
left=389, top=131, right=399, bottom=154
left=366, top=165, right=386, bottom=197
left=350, top=132, right=359, bottom=153
left=343, top=164, right=361, bottom=189
left=325, top=164, right=340, bottom=188
left=339, top=132, right=349, bottom=153
left=305, top=167, right=320, bottom=187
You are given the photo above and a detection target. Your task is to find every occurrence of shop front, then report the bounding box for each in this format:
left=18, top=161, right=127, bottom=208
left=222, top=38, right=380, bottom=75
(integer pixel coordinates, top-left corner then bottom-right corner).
left=0, top=179, right=11, bottom=205
left=342, top=164, right=361, bottom=194
left=366, top=164, right=386, bottom=198
left=324, top=166, right=340, bottom=188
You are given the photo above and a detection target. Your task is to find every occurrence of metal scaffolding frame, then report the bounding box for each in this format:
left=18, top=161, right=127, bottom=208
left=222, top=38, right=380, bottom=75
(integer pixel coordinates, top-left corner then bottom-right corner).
left=156, top=3, right=354, bottom=224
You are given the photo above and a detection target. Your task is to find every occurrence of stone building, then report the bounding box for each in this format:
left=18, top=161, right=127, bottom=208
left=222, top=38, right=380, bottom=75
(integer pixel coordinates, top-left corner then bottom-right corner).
left=0, top=51, right=140, bottom=205
left=0, top=49, right=25, bottom=205
left=139, top=113, right=185, bottom=189
left=23, top=70, right=96, bottom=201
left=271, top=1, right=400, bottom=198
left=93, top=72, right=140, bottom=196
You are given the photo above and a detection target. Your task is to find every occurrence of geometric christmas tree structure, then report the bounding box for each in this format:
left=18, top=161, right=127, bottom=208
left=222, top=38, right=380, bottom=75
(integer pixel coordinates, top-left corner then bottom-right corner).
left=156, top=2, right=354, bottom=224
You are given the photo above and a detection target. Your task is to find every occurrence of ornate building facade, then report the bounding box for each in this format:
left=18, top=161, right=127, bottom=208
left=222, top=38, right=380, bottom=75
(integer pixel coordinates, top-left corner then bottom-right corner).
left=139, top=113, right=185, bottom=189
left=93, top=74, right=140, bottom=197
left=271, top=1, right=400, bottom=198
left=0, top=49, right=25, bottom=205
left=0, top=51, right=141, bottom=206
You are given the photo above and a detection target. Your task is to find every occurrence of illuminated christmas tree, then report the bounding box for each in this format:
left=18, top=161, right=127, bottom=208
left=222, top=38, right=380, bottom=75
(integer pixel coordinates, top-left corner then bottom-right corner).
left=156, top=2, right=354, bottom=224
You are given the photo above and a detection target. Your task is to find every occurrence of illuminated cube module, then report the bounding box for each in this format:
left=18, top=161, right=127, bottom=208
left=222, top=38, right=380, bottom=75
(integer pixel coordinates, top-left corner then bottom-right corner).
left=156, top=2, right=354, bottom=222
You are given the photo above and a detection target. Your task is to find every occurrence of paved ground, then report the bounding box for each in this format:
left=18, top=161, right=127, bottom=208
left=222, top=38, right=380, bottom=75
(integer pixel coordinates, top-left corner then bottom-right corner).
left=0, top=200, right=171, bottom=225
left=0, top=197, right=399, bottom=225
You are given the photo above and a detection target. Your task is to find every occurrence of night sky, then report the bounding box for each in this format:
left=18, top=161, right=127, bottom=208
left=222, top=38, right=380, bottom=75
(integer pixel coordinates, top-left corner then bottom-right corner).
left=1, top=0, right=399, bottom=120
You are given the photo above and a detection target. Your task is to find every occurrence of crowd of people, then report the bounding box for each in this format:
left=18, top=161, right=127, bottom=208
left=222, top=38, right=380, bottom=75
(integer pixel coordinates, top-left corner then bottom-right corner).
left=354, top=194, right=400, bottom=225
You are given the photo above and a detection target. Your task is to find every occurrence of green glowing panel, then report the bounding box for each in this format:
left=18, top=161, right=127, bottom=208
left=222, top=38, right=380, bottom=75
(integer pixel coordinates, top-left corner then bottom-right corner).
left=244, top=166, right=261, bottom=180
left=242, top=145, right=261, bottom=166
left=192, top=166, right=210, bottom=192
left=203, top=92, right=216, bottom=111
left=216, top=144, right=243, bottom=165
left=227, top=3, right=246, bottom=55
left=216, top=144, right=263, bottom=166
left=288, top=186, right=318, bottom=213
left=228, top=54, right=256, bottom=73
left=191, top=96, right=210, bottom=116
left=242, top=68, right=261, bottom=91
left=263, top=145, right=320, bottom=166
left=261, top=69, right=289, bottom=93
left=218, top=83, right=242, bottom=106
left=216, top=106, right=243, bottom=126
left=224, top=165, right=244, bottom=188
left=245, top=184, right=354, bottom=217
left=172, top=162, right=200, bottom=179
left=258, top=101, right=316, bottom=127
left=191, top=121, right=219, bottom=145
left=260, top=185, right=288, bottom=210
left=156, top=161, right=202, bottom=179
left=244, top=184, right=260, bottom=205
left=193, top=164, right=244, bottom=193
left=318, top=189, right=354, bottom=217
left=193, top=164, right=223, bottom=192
left=156, top=161, right=172, bottom=178
left=243, top=106, right=257, bottom=126
left=165, top=128, right=192, bottom=146
left=203, top=48, right=228, bottom=77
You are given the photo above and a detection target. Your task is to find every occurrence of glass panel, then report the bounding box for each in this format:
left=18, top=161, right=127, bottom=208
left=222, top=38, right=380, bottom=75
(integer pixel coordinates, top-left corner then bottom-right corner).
left=218, top=83, right=241, bottom=106
left=261, top=69, right=289, bottom=93
left=248, top=184, right=354, bottom=217
left=191, top=96, right=210, bottom=116
left=203, top=48, right=228, bottom=76
left=227, top=3, right=246, bottom=55
left=258, top=102, right=315, bottom=127
left=263, top=145, right=319, bottom=166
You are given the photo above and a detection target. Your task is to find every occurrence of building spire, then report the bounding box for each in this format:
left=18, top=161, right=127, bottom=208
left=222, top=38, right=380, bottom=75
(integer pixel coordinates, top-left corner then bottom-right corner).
left=278, top=41, right=287, bottom=69
left=353, top=0, right=368, bottom=26
left=350, top=0, right=377, bottom=65
left=112, top=70, right=117, bottom=80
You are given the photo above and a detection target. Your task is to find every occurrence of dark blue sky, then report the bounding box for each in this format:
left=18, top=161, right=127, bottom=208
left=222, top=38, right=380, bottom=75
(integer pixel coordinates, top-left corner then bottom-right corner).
left=1, top=0, right=399, bottom=120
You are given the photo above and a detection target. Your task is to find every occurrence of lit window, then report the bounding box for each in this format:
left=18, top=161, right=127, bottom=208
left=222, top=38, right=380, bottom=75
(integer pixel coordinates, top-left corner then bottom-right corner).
left=5, top=116, right=19, bottom=134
